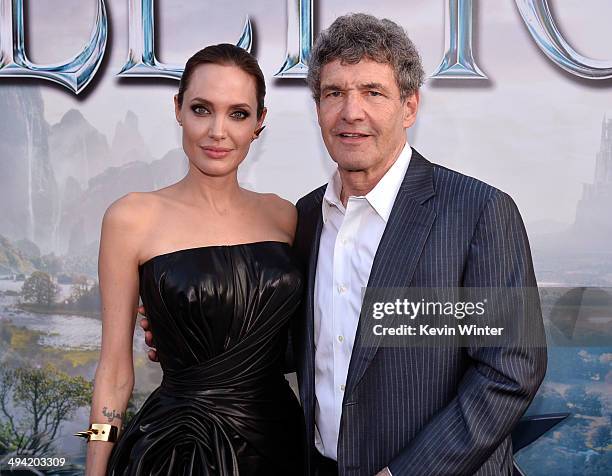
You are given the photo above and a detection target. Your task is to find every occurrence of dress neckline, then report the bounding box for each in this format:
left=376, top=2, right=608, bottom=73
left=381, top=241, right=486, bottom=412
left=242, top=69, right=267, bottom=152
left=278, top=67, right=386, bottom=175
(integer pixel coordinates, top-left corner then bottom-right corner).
left=138, top=240, right=291, bottom=268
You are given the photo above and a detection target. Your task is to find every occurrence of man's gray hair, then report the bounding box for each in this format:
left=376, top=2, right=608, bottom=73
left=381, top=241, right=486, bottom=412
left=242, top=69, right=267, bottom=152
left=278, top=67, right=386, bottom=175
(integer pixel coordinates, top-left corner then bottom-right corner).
left=307, top=13, right=425, bottom=102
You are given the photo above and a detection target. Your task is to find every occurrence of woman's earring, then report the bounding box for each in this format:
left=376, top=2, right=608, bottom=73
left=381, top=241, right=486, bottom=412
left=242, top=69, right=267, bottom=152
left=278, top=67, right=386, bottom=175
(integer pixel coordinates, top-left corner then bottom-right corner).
left=178, top=121, right=182, bottom=127
left=253, top=125, right=266, bottom=138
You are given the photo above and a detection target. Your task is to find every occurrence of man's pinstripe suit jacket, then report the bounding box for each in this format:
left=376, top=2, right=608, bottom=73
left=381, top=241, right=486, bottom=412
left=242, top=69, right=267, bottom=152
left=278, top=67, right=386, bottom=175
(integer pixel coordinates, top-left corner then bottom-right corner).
left=291, top=149, right=547, bottom=475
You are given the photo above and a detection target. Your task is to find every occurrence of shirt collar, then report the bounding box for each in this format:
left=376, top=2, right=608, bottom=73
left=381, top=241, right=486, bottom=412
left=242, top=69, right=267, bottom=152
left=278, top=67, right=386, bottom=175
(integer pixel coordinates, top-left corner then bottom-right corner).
left=322, top=167, right=344, bottom=223
left=321, top=143, right=412, bottom=224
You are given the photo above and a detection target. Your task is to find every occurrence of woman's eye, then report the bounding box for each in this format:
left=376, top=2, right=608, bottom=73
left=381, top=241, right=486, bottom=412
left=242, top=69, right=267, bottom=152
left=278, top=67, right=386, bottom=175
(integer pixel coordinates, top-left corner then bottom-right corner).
left=191, top=105, right=209, bottom=115
left=230, top=110, right=249, bottom=119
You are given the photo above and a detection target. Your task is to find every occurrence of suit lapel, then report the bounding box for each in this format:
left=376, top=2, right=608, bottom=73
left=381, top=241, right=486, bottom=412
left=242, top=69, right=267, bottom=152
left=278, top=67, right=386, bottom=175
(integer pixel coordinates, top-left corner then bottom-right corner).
left=298, top=187, right=325, bottom=434
left=344, top=150, right=437, bottom=396
left=305, top=206, right=323, bottom=376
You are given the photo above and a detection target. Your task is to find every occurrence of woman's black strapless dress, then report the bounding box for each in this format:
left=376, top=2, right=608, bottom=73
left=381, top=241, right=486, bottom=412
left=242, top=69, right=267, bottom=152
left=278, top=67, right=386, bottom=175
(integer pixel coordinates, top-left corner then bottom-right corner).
left=107, top=241, right=306, bottom=475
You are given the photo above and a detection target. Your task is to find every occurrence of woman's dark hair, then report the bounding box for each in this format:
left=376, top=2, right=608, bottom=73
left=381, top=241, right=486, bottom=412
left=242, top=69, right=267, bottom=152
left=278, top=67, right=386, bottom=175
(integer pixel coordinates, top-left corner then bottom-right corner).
left=176, top=44, right=266, bottom=119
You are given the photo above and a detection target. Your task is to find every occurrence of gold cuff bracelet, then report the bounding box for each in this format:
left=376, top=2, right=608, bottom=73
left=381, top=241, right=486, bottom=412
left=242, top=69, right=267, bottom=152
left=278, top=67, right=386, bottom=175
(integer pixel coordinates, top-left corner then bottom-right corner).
left=74, top=423, right=118, bottom=442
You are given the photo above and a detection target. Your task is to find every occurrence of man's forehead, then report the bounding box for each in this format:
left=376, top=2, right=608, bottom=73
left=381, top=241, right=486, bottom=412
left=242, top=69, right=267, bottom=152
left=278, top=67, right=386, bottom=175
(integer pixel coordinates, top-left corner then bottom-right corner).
left=320, top=58, right=396, bottom=87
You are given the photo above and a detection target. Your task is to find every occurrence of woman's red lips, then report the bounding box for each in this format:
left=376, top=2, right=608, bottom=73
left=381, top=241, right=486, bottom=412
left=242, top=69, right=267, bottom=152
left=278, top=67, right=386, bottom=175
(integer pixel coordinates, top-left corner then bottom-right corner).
left=202, top=146, right=231, bottom=152
left=201, top=146, right=232, bottom=158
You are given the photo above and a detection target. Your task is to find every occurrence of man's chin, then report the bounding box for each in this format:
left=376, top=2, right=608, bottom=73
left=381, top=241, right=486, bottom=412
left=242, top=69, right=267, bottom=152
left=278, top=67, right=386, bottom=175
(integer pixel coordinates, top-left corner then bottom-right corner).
left=329, top=147, right=370, bottom=165
left=334, top=158, right=372, bottom=173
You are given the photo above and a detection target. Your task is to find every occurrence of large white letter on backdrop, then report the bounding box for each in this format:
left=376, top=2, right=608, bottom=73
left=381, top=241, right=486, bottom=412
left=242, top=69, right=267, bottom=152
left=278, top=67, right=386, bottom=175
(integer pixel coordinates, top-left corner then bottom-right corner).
left=0, top=0, right=107, bottom=94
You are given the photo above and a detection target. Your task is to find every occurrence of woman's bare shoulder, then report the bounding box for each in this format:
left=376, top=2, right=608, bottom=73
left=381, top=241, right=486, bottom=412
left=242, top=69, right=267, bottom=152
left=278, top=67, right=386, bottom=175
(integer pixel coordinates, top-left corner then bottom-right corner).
left=251, top=192, right=297, bottom=241
left=103, top=191, right=163, bottom=229
left=100, top=192, right=171, bottom=264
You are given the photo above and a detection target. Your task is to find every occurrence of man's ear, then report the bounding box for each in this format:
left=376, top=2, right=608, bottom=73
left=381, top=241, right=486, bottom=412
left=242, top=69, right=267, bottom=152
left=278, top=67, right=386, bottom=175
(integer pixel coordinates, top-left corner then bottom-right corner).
left=402, top=91, right=420, bottom=129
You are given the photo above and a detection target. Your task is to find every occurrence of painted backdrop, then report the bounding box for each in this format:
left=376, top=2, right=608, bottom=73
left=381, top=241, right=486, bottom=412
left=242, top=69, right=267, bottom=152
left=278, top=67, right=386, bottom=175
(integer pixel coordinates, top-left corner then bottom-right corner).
left=0, top=1, right=610, bottom=474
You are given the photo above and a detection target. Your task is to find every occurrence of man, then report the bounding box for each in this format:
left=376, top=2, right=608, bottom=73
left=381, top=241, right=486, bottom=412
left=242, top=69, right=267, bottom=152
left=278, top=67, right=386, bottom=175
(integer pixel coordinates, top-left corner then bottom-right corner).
left=289, top=13, right=547, bottom=476
left=142, top=13, right=547, bottom=475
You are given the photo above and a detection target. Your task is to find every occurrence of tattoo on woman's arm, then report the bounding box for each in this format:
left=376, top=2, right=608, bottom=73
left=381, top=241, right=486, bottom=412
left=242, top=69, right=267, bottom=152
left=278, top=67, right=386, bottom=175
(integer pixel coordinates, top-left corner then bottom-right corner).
left=102, top=406, right=125, bottom=423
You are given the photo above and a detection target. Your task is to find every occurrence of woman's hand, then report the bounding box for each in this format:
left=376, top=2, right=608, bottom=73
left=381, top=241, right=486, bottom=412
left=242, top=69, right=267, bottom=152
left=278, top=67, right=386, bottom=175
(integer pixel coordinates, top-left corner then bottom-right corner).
left=137, top=306, right=158, bottom=362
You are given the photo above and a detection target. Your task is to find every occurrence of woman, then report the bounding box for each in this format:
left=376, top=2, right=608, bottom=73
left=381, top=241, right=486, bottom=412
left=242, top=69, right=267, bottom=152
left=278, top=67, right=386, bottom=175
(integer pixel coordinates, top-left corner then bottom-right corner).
left=84, top=44, right=305, bottom=475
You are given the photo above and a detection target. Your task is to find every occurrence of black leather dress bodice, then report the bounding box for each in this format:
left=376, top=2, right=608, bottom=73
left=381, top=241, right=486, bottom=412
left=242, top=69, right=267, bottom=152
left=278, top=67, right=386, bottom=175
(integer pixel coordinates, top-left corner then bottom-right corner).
left=107, top=241, right=306, bottom=475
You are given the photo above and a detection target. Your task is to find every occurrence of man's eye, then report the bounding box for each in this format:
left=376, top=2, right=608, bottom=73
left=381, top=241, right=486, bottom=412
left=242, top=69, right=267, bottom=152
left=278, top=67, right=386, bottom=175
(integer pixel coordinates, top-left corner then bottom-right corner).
left=326, top=91, right=342, bottom=98
left=368, top=91, right=382, bottom=97
left=191, top=105, right=209, bottom=115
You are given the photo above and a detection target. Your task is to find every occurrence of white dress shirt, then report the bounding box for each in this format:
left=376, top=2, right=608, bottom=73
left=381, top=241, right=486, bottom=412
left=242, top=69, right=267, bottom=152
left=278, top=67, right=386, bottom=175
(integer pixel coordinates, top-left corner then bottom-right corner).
left=314, top=144, right=412, bottom=460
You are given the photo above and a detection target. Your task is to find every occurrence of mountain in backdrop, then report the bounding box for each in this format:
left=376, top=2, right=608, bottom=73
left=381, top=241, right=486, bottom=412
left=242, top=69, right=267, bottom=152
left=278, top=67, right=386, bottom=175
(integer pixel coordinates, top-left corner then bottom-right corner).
left=59, top=148, right=188, bottom=256
left=49, top=108, right=111, bottom=189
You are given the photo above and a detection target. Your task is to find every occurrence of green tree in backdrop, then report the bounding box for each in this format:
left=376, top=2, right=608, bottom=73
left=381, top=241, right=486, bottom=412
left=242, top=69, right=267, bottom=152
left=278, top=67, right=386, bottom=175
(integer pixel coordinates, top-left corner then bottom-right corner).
left=0, top=364, right=92, bottom=456
left=21, top=271, right=59, bottom=307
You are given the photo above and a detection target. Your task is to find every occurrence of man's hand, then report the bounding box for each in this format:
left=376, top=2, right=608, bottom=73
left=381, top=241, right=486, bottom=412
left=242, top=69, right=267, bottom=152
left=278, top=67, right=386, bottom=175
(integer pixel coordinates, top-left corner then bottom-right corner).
left=138, top=305, right=158, bottom=362
left=375, top=468, right=392, bottom=476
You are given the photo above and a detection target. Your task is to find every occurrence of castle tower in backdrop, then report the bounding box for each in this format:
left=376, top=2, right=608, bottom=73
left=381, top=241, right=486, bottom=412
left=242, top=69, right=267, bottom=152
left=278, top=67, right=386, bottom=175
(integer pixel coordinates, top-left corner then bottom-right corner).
left=593, top=115, right=612, bottom=185
left=574, top=115, right=612, bottom=243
